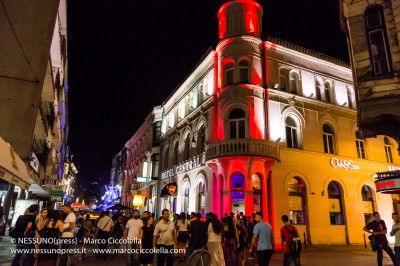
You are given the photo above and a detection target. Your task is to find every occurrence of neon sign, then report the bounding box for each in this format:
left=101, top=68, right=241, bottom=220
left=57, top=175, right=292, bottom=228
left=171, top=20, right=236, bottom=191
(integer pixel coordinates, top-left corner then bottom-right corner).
left=330, top=158, right=360, bottom=171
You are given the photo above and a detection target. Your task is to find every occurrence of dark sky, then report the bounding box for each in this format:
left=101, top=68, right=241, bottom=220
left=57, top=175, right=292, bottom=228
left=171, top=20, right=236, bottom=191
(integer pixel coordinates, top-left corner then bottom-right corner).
left=67, top=0, right=349, bottom=193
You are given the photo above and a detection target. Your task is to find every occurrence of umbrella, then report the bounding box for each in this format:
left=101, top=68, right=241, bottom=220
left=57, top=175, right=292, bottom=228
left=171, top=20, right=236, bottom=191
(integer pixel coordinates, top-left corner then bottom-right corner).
left=70, top=202, right=89, bottom=209
left=106, top=203, right=130, bottom=211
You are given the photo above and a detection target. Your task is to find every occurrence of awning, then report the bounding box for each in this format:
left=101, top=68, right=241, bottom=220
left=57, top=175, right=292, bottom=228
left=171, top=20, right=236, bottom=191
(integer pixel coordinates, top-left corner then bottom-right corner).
left=0, top=137, right=31, bottom=190
left=160, top=182, right=177, bottom=197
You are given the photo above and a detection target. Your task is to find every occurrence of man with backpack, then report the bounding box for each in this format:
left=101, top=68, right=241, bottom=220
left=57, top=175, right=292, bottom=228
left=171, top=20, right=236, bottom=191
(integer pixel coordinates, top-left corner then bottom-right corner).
left=280, top=215, right=301, bottom=266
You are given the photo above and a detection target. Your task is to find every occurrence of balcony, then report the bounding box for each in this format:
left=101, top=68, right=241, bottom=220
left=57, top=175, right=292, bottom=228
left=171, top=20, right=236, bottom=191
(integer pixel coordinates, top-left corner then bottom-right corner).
left=205, top=138, right=280, bottom=161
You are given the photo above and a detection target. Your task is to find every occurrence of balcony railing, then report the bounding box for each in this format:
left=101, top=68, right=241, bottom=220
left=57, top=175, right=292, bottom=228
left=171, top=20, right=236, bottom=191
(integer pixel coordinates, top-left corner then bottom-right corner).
left=205, top=138, right=280, bottom=161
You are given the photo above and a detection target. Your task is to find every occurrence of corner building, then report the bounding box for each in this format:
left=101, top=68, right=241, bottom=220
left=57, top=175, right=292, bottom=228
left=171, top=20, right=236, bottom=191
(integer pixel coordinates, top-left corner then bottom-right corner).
left=128, top=0, right=400, bottom=246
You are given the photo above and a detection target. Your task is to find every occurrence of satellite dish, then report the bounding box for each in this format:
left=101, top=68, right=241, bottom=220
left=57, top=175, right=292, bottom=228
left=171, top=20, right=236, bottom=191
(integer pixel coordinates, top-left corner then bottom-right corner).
left=187, top=249, right=211, bottom=266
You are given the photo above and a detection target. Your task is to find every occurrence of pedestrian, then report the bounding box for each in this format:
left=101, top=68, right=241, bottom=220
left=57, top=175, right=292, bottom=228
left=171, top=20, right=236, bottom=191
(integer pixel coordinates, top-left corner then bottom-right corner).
left=139, top=216, right=155, bottom=266
left=237, top=219, right=247, bottom=266
left=207, top=213, right=225, bottom=266
left=111, top=213, right=124, bottom=250
left=59, top=204, right=76, bottom=266
left=280, top=215, right=301, bottom=266
left=153, top=209, right=175, bottom=266
left=11, top=204, right=39, bottom=266
left=249, top=212, right=274, bottom=266
left=124, top=209, right=143, bottom=266
left=95, top=210, right=113, bottom=261
left=363, top=211, right=398, bottom=266
left=123, top=210, right=131, bottom=226
left=391, top=212, right=400, bottom=264
left=37, top=210, right=64, bottom=266
left=223, top=216, right=239, bottom=266
left=176, top=212, right=190, bottom=262
left=187, top=213, right=207, bottom=260
left=35, top=209, right=48, bottom=252
left=80, top=214, right=93, bottom=261
left=246, top=216, right=255, bottom=260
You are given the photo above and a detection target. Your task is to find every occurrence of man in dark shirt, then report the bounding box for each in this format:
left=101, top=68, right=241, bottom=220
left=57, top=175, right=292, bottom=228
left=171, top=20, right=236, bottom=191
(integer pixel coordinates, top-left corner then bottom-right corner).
left=363, top=212, right=399, bottom=266
left=186, top=213, right=207, bottom=261
left=11, top=204, right=39, bottom=266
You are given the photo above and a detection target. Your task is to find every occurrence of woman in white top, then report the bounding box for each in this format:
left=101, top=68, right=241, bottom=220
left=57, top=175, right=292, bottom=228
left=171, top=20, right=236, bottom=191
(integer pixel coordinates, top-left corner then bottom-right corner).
left=208, top=213, right=225, bottom=266
left=175, top=212, right=190, bottom=262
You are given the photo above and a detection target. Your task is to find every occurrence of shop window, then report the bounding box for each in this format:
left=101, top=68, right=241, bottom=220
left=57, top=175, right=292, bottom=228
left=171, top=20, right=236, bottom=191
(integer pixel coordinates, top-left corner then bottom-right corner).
left=252, top=174, right=262, bottom=213
left=384, top=137, right=393, bottom=163
left=285, top=116, right=300, bottom=149
left=322, top=124, right=336, bottom=154
left=225, top=62, right=235, bottom=86
left=355, top=131, right=366, bottom=159
left=239, top=61, right=249, bottom=83
left=288, top=177, right=306, bottom=225
left=279, top=69, right=289, bottom=92
left=365, top=6, right=391, bottom=75
left=231, top=173, right=245, bottom=214
left=328, top=181, right=345, bottom=225
left=361, top=185, right=375, bottom=225
left=289, top=72, right=300, bottom=94
left=229, top=108, right=246, bottom=139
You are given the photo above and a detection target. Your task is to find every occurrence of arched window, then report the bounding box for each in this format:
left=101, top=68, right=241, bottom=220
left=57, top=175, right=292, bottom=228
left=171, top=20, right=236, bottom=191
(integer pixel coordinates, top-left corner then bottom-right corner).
left=361, top=185, right=375, bottom=225
left=252, top=174, right=262, bottom=213
left=324, top=82, right=332, bottom=103
left=182, top=183, right=190, bottom=214
left=288, top=177, right=306, bottom=225
left=285, top=116, right=300, bottom=149
left=231, top=173, right=245, bottom=214
left=315, top=78, right=322, bottom=100
left=197, top=181, right=206, bottom=217
left=384, top=137, right=393, bottom=163
left=228, top=16, right=234, bottom=32
left=239, top=61, right=249, bottom=83
left=184, top=135, right=191, bottom=161
left=225, top=62, right=235, bottom=86
left=365, top=6, right=391, bottom=75
left=322, top=124, right=336, bottom=154
left=173, top=142, right=179, bottom=165
left=347, top=88, right=353, bottom=109
left=289, top=72, right=299, bottom=94
left=328, top=181, right=345, bottom=225
left=279, top=69, right=289, bottom=91
left=355, top=131, right=366, bottom=159
left=229, top=108, right=246, bottom=139
left=197, top=126, right=206, bottom=153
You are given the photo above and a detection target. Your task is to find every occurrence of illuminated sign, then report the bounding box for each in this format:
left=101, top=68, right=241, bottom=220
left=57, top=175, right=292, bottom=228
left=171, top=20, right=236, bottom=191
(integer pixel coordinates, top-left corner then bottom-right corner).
left=40, top=179, right=57, bottom=186
left=330, top=158, right=360, bottom=171
left=136, top=177, right=147, bottom=183
left=161, top=155, right=203, bottom=180
left=375, top=179, right=400, bottom=193
left=389, top=166, right=400, bottom=171
left=168, top=185, right=177, bottom=195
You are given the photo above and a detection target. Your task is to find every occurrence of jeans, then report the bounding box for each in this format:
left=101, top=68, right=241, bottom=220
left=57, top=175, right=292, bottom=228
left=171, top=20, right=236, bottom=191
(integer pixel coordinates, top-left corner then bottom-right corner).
left=257, top=249, right=274, bottom=266
left=11, top=244, right=34, bottom=266
left=156, top=244, right=174, bottom=266
left=284, top=252, right=301, bottom=266
left=395, top=246, right=400, bottom=266
left=126, top=243, right=140, bottom=266
left=376, top=243, right=398, bottom=266
left=59, top=238, right=74, bottom=266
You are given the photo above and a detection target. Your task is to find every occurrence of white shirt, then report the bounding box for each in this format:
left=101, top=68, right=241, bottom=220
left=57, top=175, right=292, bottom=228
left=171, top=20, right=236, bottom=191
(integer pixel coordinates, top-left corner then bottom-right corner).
left=97, top=216, right=113, bottom=232
left=207, top=222, right=222, bottom=243
left=62, top=212, right=76, bottom=238
left=154, top=220, right=175, bottom=245
left=177, top=219, right=189, bottom=231
left=125, top=218, right=143, bottom=240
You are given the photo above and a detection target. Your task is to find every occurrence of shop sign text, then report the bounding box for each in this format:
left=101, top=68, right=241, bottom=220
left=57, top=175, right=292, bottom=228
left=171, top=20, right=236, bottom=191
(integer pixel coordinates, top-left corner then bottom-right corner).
left=330, top=158, right=360, bottom=171
left=161, top=155, right=202, bottom=180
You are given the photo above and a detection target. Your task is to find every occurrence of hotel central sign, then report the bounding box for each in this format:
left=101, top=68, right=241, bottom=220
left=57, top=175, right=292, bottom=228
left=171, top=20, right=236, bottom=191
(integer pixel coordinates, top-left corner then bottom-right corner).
left=330, top=158, right=360, bottom=171
left=161, top=155, right=203, bottom=180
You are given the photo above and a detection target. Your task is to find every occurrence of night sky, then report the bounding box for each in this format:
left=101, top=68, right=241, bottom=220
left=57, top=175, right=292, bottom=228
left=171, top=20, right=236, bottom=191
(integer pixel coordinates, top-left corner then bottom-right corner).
left=66, top=0, right=349, bottom=196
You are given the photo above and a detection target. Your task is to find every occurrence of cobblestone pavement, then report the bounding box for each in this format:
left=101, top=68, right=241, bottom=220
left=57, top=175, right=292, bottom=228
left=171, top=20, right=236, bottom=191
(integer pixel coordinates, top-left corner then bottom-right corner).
left=0, top=235, right=397, bottom=266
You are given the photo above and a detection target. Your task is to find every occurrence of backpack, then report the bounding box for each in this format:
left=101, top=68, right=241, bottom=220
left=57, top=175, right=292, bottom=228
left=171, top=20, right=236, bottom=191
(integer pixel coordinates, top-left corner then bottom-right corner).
left=284, top=226, right=302, bottom=254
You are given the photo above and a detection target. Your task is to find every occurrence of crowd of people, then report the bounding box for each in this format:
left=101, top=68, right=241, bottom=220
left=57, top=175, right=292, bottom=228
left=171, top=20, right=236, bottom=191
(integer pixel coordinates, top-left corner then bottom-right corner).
left=7, top=203, right=307, bottom=266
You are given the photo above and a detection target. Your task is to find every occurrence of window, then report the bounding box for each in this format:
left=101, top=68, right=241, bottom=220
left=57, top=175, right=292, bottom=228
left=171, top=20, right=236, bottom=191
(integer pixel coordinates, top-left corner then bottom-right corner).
left=315, top=78, right=322, bottom=100
left=151, top=154, right=160, bottom=179
left=324, top=82, right=331, bottom=103
left=183, top=184, right=190, bottom=214
left=361, top=185, right=375, bottom=225
left=328, top=181, right=345, bottom=225
left=184, top=135, right=191, bottom=161
left=232, top=173, right=245, bottom=214
left=384, top=137, right=393, bottom=163
left=173, top=142, right=179, bottom=165
left=285, top=116, right=300, bottom=149
left=153, top=122, right=162, bottom=144
left=365, top=6, right=391, bottom=75
left=355, top=131, right=366, bottom=159
left=229, top=108, right=246, bottom=139
left=289, top=72, right=299, bottom=94
left=252, top=174, right=262, bottom=213
left=322, top=124, right=336, bottom=154
left=347, top=88, right=353, bottom=109
left=239, top=61, right=249, bottom=83
left=225, top=63, right=235, bottom=86
left=198, top=126, right=206, bottom=153
left=279, top=69, right=289, bottom=91
left=288, top=177, right=306, bottom=225
left=197, top=182, right=206, bottom=217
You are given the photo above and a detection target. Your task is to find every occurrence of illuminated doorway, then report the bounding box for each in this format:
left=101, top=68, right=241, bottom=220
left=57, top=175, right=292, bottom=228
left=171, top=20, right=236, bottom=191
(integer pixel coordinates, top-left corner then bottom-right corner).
left=232, top=173, right=245, bottom=215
